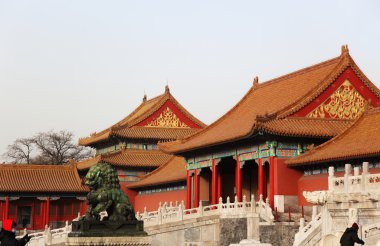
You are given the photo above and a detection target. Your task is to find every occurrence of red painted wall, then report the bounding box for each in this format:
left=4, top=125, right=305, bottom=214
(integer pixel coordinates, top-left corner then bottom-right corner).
left=1, top=198, right=86, bottom=230
left=121, top=184, right=138, bottom=208
left=298, top=167, right=380, bottom=206
left=274, top=158, right=303, bottom=196
left=298, top=173, right=330, bottom=206
left=133, top=189, right=186, bottom=213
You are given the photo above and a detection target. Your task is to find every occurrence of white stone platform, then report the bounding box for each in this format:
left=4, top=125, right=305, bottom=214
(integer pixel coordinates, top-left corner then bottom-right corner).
left=66, top=236, right=152, bottom=246
left=230, top=239, right=272, bottom=246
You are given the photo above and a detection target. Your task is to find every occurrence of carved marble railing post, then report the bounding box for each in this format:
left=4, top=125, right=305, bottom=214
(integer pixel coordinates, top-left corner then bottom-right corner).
left=45, top=226, right=52, bottom=245
left=157, top=203, right=162, bottom=225
left=44, top=225, right=49, bottom=236
left=259, top=194, right=264, bottom=215
left=178, top=203, right=184, bottom=221
left=181, top=200, right=185, bottom=210
left=218, top=197, right=223, bottom=210
left=354, top=167, right=360, bottom=176
left=312, top=206, right=317, bottom=221
left=198, top=201, right=203, bottom=216
left=250, top=195, right=255, bottom=213
left=328, top=166, right=335, bottom=191
left=234, top=195, right=238, bottom=213
left=299, top=217, right=305, bottom=231
left=65, top=221, right=69, bottom=231
left=227, top=196, right=231, bottom=212
left=344, top=164, right=352, bottom=192
left=242, top=195, right=247, bottom=212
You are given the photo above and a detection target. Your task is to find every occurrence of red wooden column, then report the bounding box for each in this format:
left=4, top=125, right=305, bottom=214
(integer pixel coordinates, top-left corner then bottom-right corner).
left=269, top=156, right=275, bottom=209
left=217, top=166, right=222, bottom=201
left=211, top=160, right=218, bottom=205
left=263, top=162, right=267, bottom=199
left=194, top=169, right=200, bottom=208
left=39, top=199, right=45, bottom=228
left=258, top=158, right=263, bottom=198
left=4, top=196, right=9, bottom=219
left=46, top=197, right=50, bottom=226
left=186, top=170, right=192, bottom=209
left=235, top=156, right=242, bottom=202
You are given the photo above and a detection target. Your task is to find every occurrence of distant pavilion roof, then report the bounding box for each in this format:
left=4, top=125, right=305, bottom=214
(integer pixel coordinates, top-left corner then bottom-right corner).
left=127, top=156, right=187, bottom=189
left=79, top=86, right=206, bottom=147
left=0, top=162, right=88, bottom=193
left=160, top=47, right=380, bottom=154
left=287, top=108, right=380, bottom=166
left=76, top=149, right=173, bottom=170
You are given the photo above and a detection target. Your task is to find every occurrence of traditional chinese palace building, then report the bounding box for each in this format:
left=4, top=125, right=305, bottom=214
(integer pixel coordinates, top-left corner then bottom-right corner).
left=77, top=86, right=205, bottom=209
left=0, top=162, right=88, bottom=230
left=287, top=107, right=380, bottom=205
left=2, top=46, right=379, bottom=231
left=159, top=46, right=380, bottom=211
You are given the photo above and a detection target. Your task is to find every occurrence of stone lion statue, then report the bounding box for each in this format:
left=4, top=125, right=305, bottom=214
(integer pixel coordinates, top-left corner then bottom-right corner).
left=82, top=162, right=136, bottom=222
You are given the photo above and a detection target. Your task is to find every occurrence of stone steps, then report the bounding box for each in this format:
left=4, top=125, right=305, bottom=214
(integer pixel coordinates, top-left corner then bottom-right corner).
left=273, top=212, right=311, bottom=223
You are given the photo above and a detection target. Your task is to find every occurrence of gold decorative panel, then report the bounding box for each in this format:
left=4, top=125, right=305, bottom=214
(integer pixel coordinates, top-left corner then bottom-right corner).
left=146, top=107, right=189, bottom=128
left=307, top=80, right=366, bottom=119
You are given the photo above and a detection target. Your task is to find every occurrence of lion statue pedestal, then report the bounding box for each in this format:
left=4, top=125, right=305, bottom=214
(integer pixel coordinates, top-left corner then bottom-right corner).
left=69, top=220, right=146, bottom=237
left=67, top=163, right=150, bottom=245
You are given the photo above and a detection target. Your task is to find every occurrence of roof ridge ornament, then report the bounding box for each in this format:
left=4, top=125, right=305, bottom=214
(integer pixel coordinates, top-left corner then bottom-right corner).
left=341, top=44, right=349, bottom=56
left=165, top=85, right=170, bottom=94
left=120, top=145, right=126, bottom=151
left=142, top=93, right=147, bottom=102
left=253, top=76, right=259, bottom=88
left=255, top=112, right=277, bottom=122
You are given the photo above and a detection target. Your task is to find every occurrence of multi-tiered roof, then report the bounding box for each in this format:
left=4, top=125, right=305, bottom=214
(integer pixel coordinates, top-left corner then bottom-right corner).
left=79, top=86, right=205, bottom=148
left=287, top=107, right=380, bottom=166
left=160, top=46, right=380, bottom=154
left=77, top=148, right=172, bottom=170
left=77, top=86, right=205, bottom=187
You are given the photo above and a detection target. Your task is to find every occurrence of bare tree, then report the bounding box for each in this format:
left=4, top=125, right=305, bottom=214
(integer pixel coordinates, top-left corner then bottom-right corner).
left=3, top=138, right=34, bottom=164
left=2, top=130, right=94, bottom=165
left=33, top=130, right=93, bottom=165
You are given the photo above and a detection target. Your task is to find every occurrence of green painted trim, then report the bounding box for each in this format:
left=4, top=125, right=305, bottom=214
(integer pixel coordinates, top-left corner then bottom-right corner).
left=185, top=140, right=306, bottom=170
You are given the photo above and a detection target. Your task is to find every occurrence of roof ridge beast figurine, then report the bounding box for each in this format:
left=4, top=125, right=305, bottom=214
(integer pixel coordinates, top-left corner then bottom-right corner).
left=82, top=162, right=136, bottom=222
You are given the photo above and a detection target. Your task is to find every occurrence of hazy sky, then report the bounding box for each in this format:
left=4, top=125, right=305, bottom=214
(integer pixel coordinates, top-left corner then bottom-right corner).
left=1, top=1, right=380, bottom=160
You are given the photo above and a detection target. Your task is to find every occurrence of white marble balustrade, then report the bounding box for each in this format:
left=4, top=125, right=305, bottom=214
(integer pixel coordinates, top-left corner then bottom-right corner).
left=294, top=162, right=380, bottom=246
left=136, top=194, right=274, bottom=227
left=293, top=206, right=322, bottom=246
left=328, top=162, right=380, bottom=193
left=15, top=221, right=71, bottom=246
